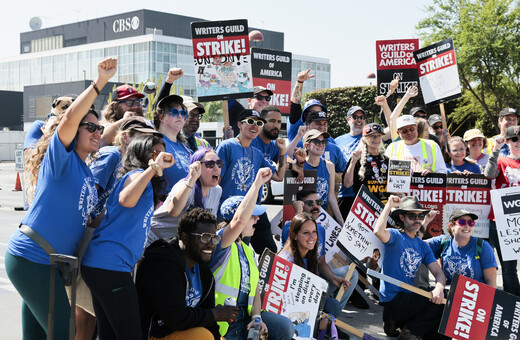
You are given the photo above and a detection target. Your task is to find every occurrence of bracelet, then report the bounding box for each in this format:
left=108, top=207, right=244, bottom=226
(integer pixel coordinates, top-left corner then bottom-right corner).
left=297, top=80, right=303, bottom=84
left=185, top=182, right=193, bottom=189
left=91, top=81, right=100, bottom=95
left=148, top=160, right=163, bottom=176
left=251, top=314, right=262, bottom=321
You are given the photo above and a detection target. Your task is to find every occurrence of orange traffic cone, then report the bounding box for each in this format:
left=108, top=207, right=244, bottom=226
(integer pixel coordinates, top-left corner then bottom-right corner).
left=14, top=172, right=22, bottom=191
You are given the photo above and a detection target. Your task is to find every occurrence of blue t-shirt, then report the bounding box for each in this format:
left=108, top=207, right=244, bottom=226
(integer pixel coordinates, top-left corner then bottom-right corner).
left=281, top=221, right=326, bottom=259
left=161, top=133, right=192, bottom=194
left=90, top=146, right=121, bottom=216
left=216, top=138, right=275, bottom=206
left=428, top=236, right=497, bottom=284
left=287, top=118, right=304, bottom=143
left=304, top=159, right=330, bottom=210
left=251, top=136, right=280, bottom=167
left=295, top=138, right=345, bottom=174
left=335, top=133, right=362, bottom=198
left=24, top=120, right=45, bottom=149
left=8, top=131, right=98, bottom=265
left=446, top=162, right=481, bottom=174
left=185, top=263, right=202, bottom=307
left=380, top=228, right=436, bottom=303
left=82, top=169, right=154, bottom=272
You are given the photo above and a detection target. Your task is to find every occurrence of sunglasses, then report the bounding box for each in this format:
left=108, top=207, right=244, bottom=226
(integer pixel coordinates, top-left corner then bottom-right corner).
left=202, top=160, right=224, bottom=169
left=310, top=139, right=329, bottom=147
left=167, top=108, right=188, bottom=118
left=241, top=118, right=264, bottom=127
left=303, top=199, right=324, bottom=207
left=188, top=113, right=203, bottom=120
left=456, top=219, right=475, bottom=227
left=510, top=137, right=520, bottom=143
left=254, top=94, right=271, bottom=101
left=351, top=115, right=365, bottom=121
left=405, top=212, right=428, bottom=221
left=189, top=232, right=221, bottom=245
left=80, top=122, right=105, bottom=134
left=119, top=99, right=143, bottom=107
left=432, top=124, right=443, bottom=130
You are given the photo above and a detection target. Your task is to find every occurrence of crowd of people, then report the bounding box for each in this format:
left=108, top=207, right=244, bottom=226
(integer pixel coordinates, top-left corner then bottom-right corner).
left=4, top=57, right=518, bottom=340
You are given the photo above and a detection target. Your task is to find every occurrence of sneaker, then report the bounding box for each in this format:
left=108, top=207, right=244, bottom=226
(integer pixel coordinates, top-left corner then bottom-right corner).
left=398, top=328, right=423, bottom=340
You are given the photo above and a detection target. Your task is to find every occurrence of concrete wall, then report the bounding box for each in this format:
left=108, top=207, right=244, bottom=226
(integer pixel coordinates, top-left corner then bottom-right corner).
left=0, top=131, right=25, bottom=161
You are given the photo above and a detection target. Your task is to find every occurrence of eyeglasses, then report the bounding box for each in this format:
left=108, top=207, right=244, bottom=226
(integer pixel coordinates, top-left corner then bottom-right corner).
left=189, top=232, right=221, bottom=245
left=510, top=137, right=520, bottom=143
left=80, top=122, right=105, bottom=134
left=202, top=160, right=224, bottom=169
left=432, top=124, right=443, bottom=130
left=241, top=118, right=264, bottom=127
left=188, top=113, right=203, bottom=120
left=254, top=94, right=271, bottom=102
left=119, top=99, right=143, bottom=107
left=456, top=219, right=475, bottom=227
left=351, top=115, right=365, bottom=121
left=450, top=147, right=467, bottom=154
left=167, top=108, right=188, bottom=119
left=405, top=212, right=428, bottom=221
left=310, top=139, right=329, bottom=147
left=303, top=199, right=324, bottom=207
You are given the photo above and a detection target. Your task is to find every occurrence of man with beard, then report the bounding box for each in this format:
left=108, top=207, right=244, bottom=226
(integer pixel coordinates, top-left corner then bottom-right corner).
left=101, top=84, right=144, bottom=123
left=136, top=208, right=238, bottom=340
left=374, top=196, right=447, bottom=339
left=183, top=100, right=210, bottom=152
left=251, top=105, right=286, bottom=171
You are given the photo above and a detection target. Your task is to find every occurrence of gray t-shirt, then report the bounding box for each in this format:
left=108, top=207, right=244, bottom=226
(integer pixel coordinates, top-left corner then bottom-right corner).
left=146, top=179, right=222, bottom=246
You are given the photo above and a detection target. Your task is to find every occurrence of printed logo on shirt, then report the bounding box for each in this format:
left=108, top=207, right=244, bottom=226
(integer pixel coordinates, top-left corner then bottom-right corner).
left=232, top=157, right=255, bottom=191
left=78, top=177, right=97, bottom=227
left=400, top=248, right=422, bottom=278
left=186, top=286, right=201, bottom=307
left=504, top=166, right=520, bottom=186
left=142, top=204, right=154, bottom=248
left=340, top=139, right=360, bottom=161
left=175, top=151, right=190, bottom=171
left=316, top=177, right=328, bottom=202
left=444, top=256, right=474, bottom=279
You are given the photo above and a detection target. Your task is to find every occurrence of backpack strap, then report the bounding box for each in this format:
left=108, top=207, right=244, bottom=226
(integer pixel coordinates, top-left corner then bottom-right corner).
left=475, top=238, right=484, bottom=260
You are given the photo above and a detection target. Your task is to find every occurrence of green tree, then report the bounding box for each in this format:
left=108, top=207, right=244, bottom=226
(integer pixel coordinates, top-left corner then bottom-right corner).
left=201, top=101, right=223, bottom=122
left=417, top=0, right=520, bottom=136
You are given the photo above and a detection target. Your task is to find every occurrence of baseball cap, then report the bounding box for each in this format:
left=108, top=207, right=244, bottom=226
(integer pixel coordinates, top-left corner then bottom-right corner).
left=396, top=115, right=417, bottom=130
left=220, top=196, right=266, bottom=222
left=112, top=84, right=145, bottom=101
left=463, top=129, right=485, bottom=142
left=499, top=108, right=518, bottom=117
left=120, top=117, right=162, bottom=137
left=363, top=123, right=384, bottom=137
left=238, top=109, right=266, bottom=123
left=410, top=106, right=427, bottom=117
left=428, top=114, right=443, bottom=126
left=253, top=86, right=273, bottom=96
left=449, top=209, right=478, bottom=222
left=156, top=95, right=184, bottom=111
left=302, top=99, right=327, bottom=122
left=306, top=110, right=328, bottom=123
left=303, top=129, right=331, bottom=144
left=347, top=106, right=366, bottom=118
left=184, top=101, right=206, bottom=114
left=505, top=126, right=520, bottom=140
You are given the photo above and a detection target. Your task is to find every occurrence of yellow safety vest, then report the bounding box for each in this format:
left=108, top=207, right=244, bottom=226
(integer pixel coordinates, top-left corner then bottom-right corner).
left=212, top=241, right=258, bottom=336
left=388, top=139, right=438, bottom=172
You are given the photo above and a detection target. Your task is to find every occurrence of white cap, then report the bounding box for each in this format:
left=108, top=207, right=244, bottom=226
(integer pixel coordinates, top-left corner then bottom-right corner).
left=396, top=115, right=417, bottom=130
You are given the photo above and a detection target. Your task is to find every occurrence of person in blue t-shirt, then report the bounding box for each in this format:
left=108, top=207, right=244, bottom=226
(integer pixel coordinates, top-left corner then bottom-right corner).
left=445, top=136, right=482, bottom=174
left=374, top=195, right=447, bottom=339
left=250, top=105, right=286, bottom=171
left=427, top=209, right=497, bottom=286
left=82, top=135, right=174, bottom=339
left=5, top=58, right=117, bottom=340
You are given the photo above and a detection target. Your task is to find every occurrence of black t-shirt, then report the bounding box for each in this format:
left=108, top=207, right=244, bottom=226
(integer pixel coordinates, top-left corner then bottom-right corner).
left=344, top=154, right=390, bottom=204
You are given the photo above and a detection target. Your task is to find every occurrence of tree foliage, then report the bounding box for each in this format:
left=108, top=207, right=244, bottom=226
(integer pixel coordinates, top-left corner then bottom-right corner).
left=417, top=0, right=520, bottom=136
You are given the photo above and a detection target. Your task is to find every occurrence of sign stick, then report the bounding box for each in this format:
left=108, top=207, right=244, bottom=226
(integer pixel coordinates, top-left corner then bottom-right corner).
left=336, top=263, right=356, bottom=302
left=222, top=100, right=230, bottom=128
left=439, top=103, right=448, bottom=132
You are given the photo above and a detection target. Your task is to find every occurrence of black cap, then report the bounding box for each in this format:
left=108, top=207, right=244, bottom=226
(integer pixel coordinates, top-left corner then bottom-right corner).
left=156, top=95, right=184, bottom=110
left=410, top=106, right=427, bottom=117
left=305, top=110, right=328, bottom=123
left=238, top=109, right=266, bottom=123
left=500, top=108, right=518, bottom=117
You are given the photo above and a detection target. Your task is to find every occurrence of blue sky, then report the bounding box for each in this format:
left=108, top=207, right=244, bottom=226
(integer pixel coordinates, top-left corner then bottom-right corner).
left=0, top=0, right=433, bottom=87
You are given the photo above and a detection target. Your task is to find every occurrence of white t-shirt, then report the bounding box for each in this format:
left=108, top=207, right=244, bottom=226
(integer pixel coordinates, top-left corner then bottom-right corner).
left=385, top=139, right=447, bottom=173
left=146, top=179, right=222, bottom=246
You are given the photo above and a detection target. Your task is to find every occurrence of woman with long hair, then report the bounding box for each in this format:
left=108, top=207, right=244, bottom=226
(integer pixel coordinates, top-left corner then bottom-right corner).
left=344, top=123, right=389, bottom=204
left=81, top=134, right=174, bottom=339
left=445, top=136, right=481, bottom=174
left=147, top=147, right=223, bottom=245
left=5, top=58, right=117, bottom=339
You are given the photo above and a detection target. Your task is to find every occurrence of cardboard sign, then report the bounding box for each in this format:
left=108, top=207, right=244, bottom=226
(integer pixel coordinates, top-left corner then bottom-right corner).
left=490, top=187, right=520, bottom=261
left=387, top=159, right=412, bottom=193
left=191, top=19, right=253, bottom=101
left=282, top=169, right=317, bottom=227
left=336, top=185, right=389, bottom=272
left=251, top=48, right=292, bottom=114
left=408, top=173, right=446, bottom=238
left=258, top=249, right=328, bottom=340
left=270, top=207, right=283, bottom=237
left=439, top=273, right=520, bottom=340
left=445, top=174, right=492, bottom=238
left=413, top=38, right=462, bottom=106
left=316, top=208, right=345, bottom=263
left=376, top=39, right=420, bottom=96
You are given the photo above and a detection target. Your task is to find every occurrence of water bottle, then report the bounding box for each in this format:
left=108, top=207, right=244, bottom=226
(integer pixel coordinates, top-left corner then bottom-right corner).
left=247, top=317, right=261, bottom=340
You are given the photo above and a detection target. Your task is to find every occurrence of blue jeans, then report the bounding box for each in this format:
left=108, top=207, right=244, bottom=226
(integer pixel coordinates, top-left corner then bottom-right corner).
left=488, top=220, right=520, bottom=296
left=327, top=265, right=358, bottom=310
left=224, top=307, right=295, bottom=340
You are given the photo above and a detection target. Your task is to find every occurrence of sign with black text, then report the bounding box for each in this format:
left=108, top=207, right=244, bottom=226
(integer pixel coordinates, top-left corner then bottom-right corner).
left=387, top=159, right=412, bottom=193
left=191, top=19, right=253, bottom=101
left=490, top=187, right=520, bottom=261
left=251, top=48, right=292, bottom=114
left=413, top=38, right=462, bottom=106
left=282, top=169, right=317, bottom=228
